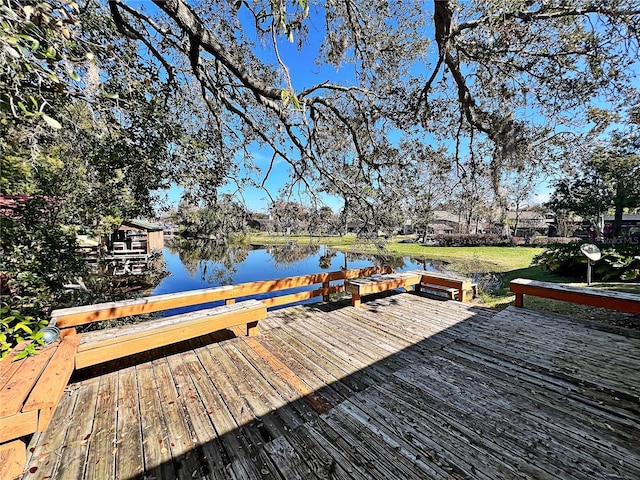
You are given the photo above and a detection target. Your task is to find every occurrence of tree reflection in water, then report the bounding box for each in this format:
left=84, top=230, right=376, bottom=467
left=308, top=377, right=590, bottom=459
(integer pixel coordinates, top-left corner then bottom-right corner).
left=164, top=239, right=457, bottom=289
left=166, top=238, right=250, bottom=286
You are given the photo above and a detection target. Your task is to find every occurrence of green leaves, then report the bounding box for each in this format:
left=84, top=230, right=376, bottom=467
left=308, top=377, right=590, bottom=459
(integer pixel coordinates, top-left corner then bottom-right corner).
left=1, top=0, right=85, bottom=128
left=280, top=89, right=301, bottom=109
left=533, top=242, right=640, bottom=282
left=0, top=303, right=48, bottom=359
left=42, top=113, right=62, bottom=129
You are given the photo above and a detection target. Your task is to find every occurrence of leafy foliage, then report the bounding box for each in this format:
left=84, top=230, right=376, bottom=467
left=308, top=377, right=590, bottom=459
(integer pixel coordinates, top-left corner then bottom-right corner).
left=548, top=126, right=640, bottom=236
left=0, top=0, right=85, bottom=126
left=532, top=242, right=640, bottom=281
left=178, top=195, right=250, bottom=241
left=0, top=303, right=47, bottom=359
left=0, top=196, right=88, bottom=355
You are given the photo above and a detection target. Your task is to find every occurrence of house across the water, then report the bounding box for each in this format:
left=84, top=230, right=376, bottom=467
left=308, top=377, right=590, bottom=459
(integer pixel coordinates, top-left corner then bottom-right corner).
left=82, top=219, right=165, bottom=275
left=105, top=218, right=164, bottom=255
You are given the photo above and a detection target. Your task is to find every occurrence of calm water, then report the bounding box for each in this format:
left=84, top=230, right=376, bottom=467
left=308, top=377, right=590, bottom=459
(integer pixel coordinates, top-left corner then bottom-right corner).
left=151, top=242, right=449, bottom=315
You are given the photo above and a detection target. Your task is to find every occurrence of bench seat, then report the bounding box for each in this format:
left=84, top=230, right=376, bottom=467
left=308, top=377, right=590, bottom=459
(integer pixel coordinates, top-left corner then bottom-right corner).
left=418, top=282, right=459, bottom=300
left=0, top=331, right=80, bottom=479
left=345, top=272, right=422, bottom=307
left=510, top=278, right=640, bottom=313
left=407, top=270, right=476, bottom=302
left=75, top=299, right=267, bottom=369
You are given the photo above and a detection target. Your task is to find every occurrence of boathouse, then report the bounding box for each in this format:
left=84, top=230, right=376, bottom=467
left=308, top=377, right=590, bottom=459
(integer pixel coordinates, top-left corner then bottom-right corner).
left=106, top=218, right=164, bottom=255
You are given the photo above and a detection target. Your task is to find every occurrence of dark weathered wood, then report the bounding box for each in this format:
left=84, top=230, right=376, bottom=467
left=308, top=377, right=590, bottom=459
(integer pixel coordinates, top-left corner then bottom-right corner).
left=83, top=372, right=117, bottom=480
left=20, top=294, right=640, bottom=480
left=510, top=277, right=640, bottom=313
left=23, top=386, right=78, bottom=480
left=55, top=379, right=99, bottom=480
left=114, top=366, right=145, bottom=479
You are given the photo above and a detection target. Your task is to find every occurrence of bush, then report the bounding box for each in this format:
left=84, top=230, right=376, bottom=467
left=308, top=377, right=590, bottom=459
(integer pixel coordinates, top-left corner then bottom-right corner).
left=430, top=234, right=508, bottom=246
left=0, top=197, right=88, bottom=357
left=0, top=303, right=48, bottom=359
left=532, top=242, right=640, bottom=281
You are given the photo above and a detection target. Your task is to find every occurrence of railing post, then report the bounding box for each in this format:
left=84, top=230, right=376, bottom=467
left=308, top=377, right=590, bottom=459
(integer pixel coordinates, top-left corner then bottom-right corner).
left=322, top=281, right=330, bottom=301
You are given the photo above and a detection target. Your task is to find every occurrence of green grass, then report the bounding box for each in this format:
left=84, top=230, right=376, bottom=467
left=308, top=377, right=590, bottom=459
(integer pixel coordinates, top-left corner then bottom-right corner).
left=245, top=233, right=542, bottom=273
left=244, top=233, right=639, bottom=326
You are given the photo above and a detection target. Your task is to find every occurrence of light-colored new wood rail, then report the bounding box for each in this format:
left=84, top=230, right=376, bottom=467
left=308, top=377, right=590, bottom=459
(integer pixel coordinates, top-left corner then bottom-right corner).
left=75, top=300, right=266, bottom=369
left=510, top=278, right=640, bottom=313
left=51, top=266, right=392, bottom=328
left=0, top=330, right=80, bottom=479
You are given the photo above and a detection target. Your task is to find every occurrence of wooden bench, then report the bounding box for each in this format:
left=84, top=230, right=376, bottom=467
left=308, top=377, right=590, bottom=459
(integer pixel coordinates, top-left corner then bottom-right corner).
left=417, top=282, right=460, bottom=300
left=62, top=299, right=267, bottom=369
left=0, top=330, right=80, bottom=479
left=345, top=272, right=423, bottom=307
left=510, top=278, right=640, bottom=313
left=407, top=270, right=476, bottom=302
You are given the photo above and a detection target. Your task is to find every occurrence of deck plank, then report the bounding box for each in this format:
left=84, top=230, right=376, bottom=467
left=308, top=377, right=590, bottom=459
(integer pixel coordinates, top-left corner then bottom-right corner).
left=137, top=362, right=175, bottom=479
left=84, top=372, right=118, bottom=480
left=20, top=292, right=640, bottom=480
left=54, top=378, right=99, bottom=480
left=152, top=358, right=204, bottom=479
left=23, top=385, right=78, bottom=480
left=114, top=365, right=145, bottom=479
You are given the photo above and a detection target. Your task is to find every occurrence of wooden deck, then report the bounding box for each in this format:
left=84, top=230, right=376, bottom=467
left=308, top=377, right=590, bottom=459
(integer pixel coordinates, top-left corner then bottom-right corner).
left=20, top=292, right=640, bottom=479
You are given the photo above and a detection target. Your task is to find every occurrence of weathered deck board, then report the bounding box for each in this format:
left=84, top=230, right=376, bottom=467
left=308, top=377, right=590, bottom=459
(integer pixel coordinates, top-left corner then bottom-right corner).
left=20, top=291, right=640, bottom=480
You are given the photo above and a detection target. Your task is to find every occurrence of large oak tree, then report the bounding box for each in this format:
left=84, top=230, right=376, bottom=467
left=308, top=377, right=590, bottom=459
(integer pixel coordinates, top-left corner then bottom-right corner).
left=97, top=0, right=639, bottom=217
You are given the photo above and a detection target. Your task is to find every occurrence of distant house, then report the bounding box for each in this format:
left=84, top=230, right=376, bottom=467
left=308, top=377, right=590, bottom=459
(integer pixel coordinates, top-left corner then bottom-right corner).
left=405, top=211, right=461, bottom=236
left=427, top=222, right=455, bottom=235
left=507, top=210, right=551, bottom=237
left=106, top=219, right=164, bottom=255
left=603, top=214, right=640, bottom=238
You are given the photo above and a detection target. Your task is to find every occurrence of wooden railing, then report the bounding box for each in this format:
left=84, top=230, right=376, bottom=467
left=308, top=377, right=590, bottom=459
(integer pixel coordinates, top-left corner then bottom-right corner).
left=510, top=278, right=640, bottom=314
left=51, top=266, right=393, bottom=329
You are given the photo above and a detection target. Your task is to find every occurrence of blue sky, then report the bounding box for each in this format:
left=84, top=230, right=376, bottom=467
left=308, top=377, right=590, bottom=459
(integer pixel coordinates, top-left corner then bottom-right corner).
left=165, top=4, right=353, bottom=212
left=161, top=3, right=569, bottom=214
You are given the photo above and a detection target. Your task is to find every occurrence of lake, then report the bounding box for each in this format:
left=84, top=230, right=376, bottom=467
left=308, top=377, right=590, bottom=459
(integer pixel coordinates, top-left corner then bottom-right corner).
left=150, top=241, right=452, bottom=314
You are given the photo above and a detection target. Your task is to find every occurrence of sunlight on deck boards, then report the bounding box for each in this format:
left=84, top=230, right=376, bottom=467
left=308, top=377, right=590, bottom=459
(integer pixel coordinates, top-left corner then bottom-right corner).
left=20, top=292, right=640, bottom=480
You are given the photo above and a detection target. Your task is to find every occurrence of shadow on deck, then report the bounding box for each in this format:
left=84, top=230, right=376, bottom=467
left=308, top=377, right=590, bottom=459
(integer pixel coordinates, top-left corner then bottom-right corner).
left=20, top=291, right=640, bottom=479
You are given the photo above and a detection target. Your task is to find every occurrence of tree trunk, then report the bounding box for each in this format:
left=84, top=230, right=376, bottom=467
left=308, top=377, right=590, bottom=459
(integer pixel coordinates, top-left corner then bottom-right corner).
left=614, top=180, right=624, bottom=238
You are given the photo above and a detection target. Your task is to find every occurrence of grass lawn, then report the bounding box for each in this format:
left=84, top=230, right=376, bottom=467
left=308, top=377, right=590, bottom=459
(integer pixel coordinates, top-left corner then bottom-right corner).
left=246, top=233, right=542, bottom=273
left=245, top=233, right=639, bottom=327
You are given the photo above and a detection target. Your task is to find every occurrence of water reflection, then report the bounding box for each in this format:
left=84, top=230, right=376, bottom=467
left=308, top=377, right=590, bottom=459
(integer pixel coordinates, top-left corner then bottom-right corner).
left=265, top=242, right=321, bottom=267
left=155, top=239, right=453, bottom=297
left=166, top=238, right=251, bottom=285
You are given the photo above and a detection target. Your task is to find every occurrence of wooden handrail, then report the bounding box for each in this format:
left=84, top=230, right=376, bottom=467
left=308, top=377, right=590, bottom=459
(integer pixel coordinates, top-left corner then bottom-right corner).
left=52, top=266, right=393, bottom=328
left=510, top=278, right=640, bottom=314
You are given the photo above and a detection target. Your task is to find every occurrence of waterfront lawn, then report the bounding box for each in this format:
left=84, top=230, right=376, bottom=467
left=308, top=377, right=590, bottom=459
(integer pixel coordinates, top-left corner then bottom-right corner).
left=244, top=233, right=639, bottom=328
left=246, top=233, right=543, bottom=273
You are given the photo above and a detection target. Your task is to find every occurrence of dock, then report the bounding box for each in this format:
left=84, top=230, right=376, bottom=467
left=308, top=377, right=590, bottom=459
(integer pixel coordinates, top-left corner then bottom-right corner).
left=18, top=291, right=640, bottom=479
